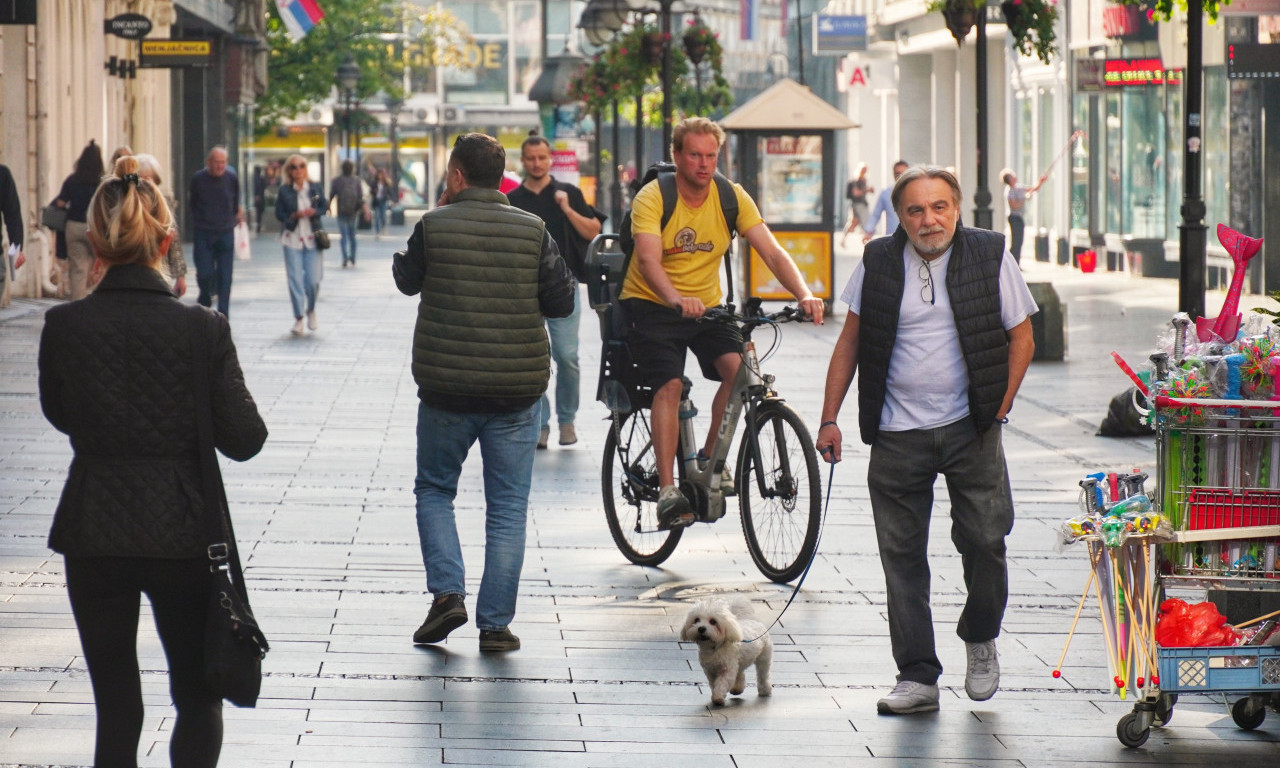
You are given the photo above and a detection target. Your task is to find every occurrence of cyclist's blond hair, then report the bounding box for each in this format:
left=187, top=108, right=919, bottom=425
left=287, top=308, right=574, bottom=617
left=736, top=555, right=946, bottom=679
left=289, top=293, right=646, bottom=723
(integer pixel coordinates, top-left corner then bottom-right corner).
left=672, top=117, right=725, bottom=155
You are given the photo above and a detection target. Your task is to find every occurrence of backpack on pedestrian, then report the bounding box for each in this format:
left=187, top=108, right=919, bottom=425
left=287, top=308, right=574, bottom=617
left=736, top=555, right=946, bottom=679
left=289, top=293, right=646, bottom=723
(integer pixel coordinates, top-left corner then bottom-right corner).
left=332, top=176, right=364, bottom=217
left=596, top=162, right=740, bottom=413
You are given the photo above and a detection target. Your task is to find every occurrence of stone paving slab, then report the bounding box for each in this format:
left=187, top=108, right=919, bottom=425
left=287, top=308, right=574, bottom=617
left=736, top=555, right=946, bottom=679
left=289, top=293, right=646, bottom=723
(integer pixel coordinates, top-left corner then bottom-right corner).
left=2, top=228, right=1279, bottom=766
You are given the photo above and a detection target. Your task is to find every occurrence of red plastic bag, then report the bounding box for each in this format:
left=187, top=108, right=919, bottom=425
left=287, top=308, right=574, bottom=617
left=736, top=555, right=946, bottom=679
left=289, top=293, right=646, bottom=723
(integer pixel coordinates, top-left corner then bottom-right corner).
left=1155, top=598, right=1240, bottom=647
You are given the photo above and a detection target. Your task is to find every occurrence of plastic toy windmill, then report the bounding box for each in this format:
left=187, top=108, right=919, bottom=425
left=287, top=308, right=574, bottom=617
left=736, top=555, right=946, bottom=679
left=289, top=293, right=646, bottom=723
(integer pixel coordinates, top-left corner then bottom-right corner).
left=1196, top=224, right=1264, bottom=343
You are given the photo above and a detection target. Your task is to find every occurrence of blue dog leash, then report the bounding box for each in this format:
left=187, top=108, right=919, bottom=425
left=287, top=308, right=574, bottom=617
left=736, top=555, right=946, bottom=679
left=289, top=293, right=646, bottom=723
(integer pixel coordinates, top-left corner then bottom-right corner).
left=741, top=445, right=837, bottom=642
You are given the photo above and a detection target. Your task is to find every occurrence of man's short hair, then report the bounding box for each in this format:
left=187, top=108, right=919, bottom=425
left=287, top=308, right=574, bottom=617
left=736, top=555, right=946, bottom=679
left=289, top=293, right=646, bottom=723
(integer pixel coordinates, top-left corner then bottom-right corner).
left=672, top=117, right=725, bottom=154
left=521, top=134, right=551, bottom=155
left=891, top=165, right=963, bottom=215
left=450, top=133, right=506, bottom=189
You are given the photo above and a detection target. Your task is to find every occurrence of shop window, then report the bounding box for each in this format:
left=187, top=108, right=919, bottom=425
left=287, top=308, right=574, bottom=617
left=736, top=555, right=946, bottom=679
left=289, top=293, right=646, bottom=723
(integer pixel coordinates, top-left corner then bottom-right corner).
left=1071, top=95, right=1089, bottom=231
left=1036, top=93, right=1055, bottom=227
left=1120, top=86, right=1165, bottom=237
left=1105, top=92, right=1122, bottom=236
left=1203, top=67, right=1230, bottom=234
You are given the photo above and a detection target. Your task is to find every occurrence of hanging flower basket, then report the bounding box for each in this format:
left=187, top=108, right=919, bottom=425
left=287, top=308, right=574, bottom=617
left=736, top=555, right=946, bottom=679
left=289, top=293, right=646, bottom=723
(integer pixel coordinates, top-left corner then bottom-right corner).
left=926, top=0, right=1059, bottom=64
left=641, top=31, right=666, bottom=66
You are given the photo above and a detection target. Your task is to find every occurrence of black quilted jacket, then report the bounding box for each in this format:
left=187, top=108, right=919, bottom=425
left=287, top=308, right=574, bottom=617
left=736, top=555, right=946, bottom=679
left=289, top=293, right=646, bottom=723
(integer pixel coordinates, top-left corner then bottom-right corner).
left=38, top=264, right=267, bottom=558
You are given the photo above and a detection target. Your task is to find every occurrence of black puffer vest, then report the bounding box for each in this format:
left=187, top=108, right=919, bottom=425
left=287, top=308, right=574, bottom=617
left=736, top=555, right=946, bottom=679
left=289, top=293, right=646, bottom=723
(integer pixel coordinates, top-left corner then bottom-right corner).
left=857, top=226, right=1009, bottom=445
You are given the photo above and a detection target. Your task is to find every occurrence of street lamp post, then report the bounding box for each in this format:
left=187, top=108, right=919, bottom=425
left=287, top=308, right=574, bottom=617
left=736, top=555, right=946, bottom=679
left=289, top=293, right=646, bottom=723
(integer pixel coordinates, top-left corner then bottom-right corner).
left=336, top=57, right=361, bottom=166
left=385, top=95, right=404, bottom=198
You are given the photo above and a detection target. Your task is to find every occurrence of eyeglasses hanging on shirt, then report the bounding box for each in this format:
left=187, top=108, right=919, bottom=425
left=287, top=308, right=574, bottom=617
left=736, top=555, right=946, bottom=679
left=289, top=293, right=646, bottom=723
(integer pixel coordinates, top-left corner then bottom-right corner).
left=918, top=258, right=935, bottom=306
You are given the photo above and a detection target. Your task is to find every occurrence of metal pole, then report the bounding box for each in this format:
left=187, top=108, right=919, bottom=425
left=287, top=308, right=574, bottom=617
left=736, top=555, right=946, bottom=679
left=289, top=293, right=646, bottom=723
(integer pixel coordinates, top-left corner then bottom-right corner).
left=611, top=100, right=622, bottom=226
left=971, top=6, right=993, bottom=230
left=635, top=91, right=644, bottom=173
left=1179, top=0, right=1207, bottom=318
left=390, top=112, right=400, bottom=194
left=660, top=0, right=673, bottom=158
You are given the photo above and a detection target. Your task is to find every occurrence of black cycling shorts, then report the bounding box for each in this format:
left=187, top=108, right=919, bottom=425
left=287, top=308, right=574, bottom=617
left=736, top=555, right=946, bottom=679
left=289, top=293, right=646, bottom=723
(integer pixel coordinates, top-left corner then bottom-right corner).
left=622, top=298, right=742, bottom=389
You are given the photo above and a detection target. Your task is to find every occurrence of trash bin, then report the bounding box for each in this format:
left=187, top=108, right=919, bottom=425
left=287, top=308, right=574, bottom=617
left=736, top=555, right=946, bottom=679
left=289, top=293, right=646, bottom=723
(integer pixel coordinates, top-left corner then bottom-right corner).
left=1027, top=282, right=1065, bottom=361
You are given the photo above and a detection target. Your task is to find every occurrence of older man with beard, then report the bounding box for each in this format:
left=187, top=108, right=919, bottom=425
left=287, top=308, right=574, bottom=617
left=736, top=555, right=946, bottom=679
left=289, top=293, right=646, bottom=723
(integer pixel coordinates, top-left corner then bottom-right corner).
left=815, top=165, right=1037, bottom=716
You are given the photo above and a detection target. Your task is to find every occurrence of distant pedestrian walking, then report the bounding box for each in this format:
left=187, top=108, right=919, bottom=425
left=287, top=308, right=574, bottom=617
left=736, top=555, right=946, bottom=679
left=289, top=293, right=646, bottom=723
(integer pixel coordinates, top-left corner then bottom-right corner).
left=38, top=156, right=267, bottom=767
left=276, top=154, right=326, bottom=335
left=328, top=160, right=367, bottom=267
left=134, top=152, right=189, bottom=297
left=52, top=140, right=105, bottom=300
left=394, top=133, right=576, bottom=653
left=840, top=162, right=872, bottom=247
left=370, top=168, right=393, bottom=239
left=189, top=146, right=244, bottom=316
left=507, top=134, right=604, bottom=449
left=0, top=163, right=23, bottom=292
left=862, top=160, right=908, bottom=244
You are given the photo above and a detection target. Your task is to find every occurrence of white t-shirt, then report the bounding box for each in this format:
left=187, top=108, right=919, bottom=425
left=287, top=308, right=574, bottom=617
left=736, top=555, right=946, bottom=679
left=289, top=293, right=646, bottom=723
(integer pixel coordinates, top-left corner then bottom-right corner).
left=839, top=241, right=1038, bottom=432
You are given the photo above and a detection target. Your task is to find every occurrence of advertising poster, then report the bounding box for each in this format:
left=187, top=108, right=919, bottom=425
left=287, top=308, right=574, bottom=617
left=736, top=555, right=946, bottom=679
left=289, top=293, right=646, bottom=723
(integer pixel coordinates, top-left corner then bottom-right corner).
left=748, top=231, right=831, bottom=300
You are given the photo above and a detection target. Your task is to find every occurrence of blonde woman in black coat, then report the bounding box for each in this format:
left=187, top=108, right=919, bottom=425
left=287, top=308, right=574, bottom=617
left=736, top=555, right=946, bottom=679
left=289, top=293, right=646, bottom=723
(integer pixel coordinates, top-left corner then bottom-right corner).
left=38, top=156, right=268, bottom=768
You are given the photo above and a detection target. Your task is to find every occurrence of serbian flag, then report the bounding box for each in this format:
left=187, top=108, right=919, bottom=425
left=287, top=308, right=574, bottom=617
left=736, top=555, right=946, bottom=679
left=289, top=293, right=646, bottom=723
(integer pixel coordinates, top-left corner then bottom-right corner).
left=276, top=0, right=324, bottom=42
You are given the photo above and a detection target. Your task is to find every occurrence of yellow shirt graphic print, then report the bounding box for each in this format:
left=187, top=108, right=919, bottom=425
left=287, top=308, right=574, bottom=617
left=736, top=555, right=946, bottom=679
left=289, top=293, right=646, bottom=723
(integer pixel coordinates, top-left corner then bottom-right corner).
left=620, top=178, right=764, bottom=308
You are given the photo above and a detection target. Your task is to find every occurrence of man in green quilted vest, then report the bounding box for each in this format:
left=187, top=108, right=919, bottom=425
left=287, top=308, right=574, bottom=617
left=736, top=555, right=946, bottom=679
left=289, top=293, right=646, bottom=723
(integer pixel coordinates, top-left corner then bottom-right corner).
left=393, top=133, right=576, bottom=653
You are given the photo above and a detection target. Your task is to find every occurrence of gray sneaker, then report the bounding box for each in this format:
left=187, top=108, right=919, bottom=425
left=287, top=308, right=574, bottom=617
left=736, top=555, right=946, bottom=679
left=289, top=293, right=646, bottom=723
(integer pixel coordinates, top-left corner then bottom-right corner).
left=536, top=425, right=549, bottom=450
left=479, top=627, right=521, bottom=652
left=965, top=640, right=1000, bottom=701
left=876, top=681, right=940, bottom=714
left=656, top=485, right=694, bottom=530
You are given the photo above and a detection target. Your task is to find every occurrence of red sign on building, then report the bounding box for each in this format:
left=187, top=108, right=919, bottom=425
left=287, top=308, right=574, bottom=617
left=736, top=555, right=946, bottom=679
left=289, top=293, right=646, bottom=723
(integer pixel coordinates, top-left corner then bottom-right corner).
left=1103, top=58, right=1183, bottom=87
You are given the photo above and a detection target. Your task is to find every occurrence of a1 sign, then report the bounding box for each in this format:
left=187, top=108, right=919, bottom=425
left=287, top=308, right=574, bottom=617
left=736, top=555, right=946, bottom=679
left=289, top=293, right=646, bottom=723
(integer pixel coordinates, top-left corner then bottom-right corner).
left=105, top=13, right=153, bottom=40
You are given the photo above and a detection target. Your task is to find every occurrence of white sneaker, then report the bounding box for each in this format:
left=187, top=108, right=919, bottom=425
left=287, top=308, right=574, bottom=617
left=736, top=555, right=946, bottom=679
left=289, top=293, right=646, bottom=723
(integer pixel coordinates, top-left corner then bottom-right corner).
left=291, top=318, right=305, bottom=336
left=876, top=681, right=940, bottom=714
left=307, top=310, right=317, bottom=331
left=964, top=640, right=1000, bottom=701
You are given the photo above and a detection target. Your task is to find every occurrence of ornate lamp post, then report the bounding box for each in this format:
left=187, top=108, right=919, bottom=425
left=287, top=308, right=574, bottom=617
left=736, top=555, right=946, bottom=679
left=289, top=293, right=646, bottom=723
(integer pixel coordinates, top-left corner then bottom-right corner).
left=336, top=57, right=361, bottom=165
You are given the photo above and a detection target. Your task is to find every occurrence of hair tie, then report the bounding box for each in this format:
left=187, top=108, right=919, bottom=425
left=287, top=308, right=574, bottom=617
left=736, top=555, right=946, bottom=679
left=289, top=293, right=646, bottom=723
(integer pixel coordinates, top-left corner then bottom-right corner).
left=123, top=173, right=140, bottom=187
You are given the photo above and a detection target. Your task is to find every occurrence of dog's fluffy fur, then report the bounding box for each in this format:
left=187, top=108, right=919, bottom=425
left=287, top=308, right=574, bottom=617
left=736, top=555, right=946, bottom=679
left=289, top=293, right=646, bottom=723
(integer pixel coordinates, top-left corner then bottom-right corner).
left=680, top=598, right=773, bottom=706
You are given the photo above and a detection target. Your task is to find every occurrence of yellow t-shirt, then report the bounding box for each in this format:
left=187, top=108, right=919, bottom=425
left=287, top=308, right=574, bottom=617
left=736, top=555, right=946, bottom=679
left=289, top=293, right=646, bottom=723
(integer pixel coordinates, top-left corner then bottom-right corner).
left=619, top=178, right=764, bottom=307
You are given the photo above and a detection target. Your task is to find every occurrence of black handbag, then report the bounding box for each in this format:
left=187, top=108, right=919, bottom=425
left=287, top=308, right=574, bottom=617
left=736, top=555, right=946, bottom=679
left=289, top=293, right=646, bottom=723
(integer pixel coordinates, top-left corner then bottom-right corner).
left=41, top=204, right=68, bottom=232
left=191, top=313, right=269, bottom=708
left=313, top=229, right=331, bottom=250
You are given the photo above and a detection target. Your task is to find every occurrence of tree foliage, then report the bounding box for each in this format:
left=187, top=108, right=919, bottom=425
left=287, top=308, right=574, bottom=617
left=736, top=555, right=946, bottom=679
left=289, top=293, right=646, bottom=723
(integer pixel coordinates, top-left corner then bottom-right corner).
left=1112, top=0, right=1233, bottom=22
left=258, top=0, right=472, bottom=133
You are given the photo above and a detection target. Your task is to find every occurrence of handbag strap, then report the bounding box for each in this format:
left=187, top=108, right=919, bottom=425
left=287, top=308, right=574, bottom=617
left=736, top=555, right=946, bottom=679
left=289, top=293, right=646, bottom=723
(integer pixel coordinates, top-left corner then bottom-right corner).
left=189, top=311, right=250, bottom=602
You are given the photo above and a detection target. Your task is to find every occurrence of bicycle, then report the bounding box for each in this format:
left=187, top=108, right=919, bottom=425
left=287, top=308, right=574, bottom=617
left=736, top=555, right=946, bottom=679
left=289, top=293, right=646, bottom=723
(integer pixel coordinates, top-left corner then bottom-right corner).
left=600, top=300, right=823, bottom=584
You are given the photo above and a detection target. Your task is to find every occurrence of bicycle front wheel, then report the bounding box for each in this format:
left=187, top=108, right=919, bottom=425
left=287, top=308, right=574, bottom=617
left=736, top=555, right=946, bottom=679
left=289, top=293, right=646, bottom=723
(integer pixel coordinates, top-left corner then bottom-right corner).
left=737, top=402, right=821, bottom=583
left=602, top=410, right=683, bottom=566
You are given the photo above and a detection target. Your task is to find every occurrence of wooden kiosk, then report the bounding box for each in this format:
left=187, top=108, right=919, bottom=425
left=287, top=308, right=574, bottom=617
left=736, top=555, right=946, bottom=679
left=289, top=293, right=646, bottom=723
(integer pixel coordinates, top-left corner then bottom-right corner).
left=719, top=79, right=857, bottom=308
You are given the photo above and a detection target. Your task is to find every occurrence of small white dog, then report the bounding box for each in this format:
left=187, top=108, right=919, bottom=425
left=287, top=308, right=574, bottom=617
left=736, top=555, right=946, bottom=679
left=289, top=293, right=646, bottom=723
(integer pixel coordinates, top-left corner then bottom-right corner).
left=680, top=597, right=773, bottom=706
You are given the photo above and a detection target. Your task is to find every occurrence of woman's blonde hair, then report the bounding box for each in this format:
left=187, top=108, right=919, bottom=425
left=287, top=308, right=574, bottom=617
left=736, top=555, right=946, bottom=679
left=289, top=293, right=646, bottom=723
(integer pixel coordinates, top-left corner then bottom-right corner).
left=284, top=154, right=311, bottom=182
left=87, top=156, right=174, bottom=269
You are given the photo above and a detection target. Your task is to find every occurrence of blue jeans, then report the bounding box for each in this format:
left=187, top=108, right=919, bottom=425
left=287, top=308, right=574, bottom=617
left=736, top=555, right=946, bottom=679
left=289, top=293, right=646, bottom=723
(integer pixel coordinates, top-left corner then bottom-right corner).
left=866, top=419, right=1014, bottom=686
left=282, top=244, right=323, bottom=319
left=337, top=214, right=358, bottom=263
left=414, top=401, right=540, bottom=630
left=540, top=286, right=581, bottom=429
left=373, top=201, right=388, bottom=234
left=192, top=228, right=235, bottom=316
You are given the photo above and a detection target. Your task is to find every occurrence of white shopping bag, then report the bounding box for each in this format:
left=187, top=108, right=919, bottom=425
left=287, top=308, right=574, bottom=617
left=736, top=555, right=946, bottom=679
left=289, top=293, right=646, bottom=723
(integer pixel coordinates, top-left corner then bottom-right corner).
left=234, top=222, right=251, bottom=261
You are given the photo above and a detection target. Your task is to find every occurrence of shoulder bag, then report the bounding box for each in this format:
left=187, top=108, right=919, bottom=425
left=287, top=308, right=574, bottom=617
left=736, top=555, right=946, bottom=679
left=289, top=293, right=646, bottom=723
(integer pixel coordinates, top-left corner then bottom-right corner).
left=41, top=203, right=68, bottom=232
left=308, top=185, right=330, bottom=250
left=190, top=311, right=270, bottom=708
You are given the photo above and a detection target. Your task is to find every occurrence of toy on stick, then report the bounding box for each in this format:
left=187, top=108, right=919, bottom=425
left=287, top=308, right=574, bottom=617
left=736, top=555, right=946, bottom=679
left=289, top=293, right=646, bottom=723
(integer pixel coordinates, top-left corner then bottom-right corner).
left=1197, top=224, right=1264, bottom=343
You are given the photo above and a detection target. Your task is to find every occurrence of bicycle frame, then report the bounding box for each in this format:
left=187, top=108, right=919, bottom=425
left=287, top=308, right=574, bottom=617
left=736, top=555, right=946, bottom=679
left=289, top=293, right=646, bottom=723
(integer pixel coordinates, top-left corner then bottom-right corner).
left=675, top=316, right=787, bottom=522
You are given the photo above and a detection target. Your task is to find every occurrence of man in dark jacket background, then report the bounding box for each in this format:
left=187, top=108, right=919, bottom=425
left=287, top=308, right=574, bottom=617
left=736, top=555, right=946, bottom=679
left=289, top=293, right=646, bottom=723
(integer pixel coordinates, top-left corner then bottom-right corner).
left=188, top=146, right=244, bottom=316
left=815, top=165, right=1037, bottom=716
left=393, top=132, right=575, bottom=653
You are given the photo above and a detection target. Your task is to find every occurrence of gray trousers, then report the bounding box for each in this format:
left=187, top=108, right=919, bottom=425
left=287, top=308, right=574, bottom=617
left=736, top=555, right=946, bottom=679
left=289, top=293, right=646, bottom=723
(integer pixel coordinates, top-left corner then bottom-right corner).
left=867, top=418, right=1014, bottom=685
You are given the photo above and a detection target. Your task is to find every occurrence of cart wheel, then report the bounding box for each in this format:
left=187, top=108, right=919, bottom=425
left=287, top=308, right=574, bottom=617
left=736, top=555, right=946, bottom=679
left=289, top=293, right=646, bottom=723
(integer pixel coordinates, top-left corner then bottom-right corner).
left=1117, top=712, right=1151, bottom=748
left=1154, top=693, right=1177, bottom=727
left=1231, top=697, right=1267, bottom=731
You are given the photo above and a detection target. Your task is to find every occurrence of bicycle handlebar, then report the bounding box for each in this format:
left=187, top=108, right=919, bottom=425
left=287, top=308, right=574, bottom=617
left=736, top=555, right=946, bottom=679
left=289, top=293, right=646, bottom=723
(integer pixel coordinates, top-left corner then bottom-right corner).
left=699, top=304, right=811, bottom=328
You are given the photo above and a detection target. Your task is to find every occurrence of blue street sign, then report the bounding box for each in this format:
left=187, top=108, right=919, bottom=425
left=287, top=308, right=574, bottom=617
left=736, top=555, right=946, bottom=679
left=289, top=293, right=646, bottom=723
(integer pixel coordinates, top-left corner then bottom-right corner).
left=814, top=14, right=867, bottom=55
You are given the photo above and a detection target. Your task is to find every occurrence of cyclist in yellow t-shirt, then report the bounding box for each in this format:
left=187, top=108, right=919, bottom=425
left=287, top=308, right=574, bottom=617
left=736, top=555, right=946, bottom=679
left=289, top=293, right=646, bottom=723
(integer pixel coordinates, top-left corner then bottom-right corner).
left=620, top=117, right=825, bottom=529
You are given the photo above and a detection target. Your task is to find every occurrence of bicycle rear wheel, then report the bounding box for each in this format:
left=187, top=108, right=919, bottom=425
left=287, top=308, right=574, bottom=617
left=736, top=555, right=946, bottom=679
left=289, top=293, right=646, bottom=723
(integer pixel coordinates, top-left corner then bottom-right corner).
left=737, top=401, right=821, bottom=583
left=603, top=410, right=683, bottom=566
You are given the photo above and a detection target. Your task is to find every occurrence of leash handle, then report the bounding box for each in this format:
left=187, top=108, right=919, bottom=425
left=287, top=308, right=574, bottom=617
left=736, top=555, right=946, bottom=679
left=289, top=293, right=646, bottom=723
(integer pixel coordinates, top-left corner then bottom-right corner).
left=742, top=454, right=836, bottom=643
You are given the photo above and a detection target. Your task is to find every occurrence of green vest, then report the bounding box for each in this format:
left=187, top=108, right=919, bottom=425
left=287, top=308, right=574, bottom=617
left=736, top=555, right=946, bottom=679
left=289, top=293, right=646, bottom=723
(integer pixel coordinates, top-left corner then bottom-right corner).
left=412, top=188, right=550, bottom=401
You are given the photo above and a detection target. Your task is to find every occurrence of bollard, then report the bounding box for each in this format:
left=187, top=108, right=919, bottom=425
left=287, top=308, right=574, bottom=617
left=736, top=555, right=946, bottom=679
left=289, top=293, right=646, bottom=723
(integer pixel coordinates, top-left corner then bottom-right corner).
left=1028, top=282, right=1066, bottom=361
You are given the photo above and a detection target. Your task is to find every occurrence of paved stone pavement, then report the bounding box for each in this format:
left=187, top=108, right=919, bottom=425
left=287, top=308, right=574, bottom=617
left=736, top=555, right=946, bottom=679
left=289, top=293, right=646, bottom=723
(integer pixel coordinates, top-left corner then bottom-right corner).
left=2, top=226, right=1278, bottom=767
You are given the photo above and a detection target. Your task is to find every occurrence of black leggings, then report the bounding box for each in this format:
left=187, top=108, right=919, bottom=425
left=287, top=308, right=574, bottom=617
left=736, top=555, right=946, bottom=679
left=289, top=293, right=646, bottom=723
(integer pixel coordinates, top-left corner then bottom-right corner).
left=65, top=556, right=223, bottom=768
